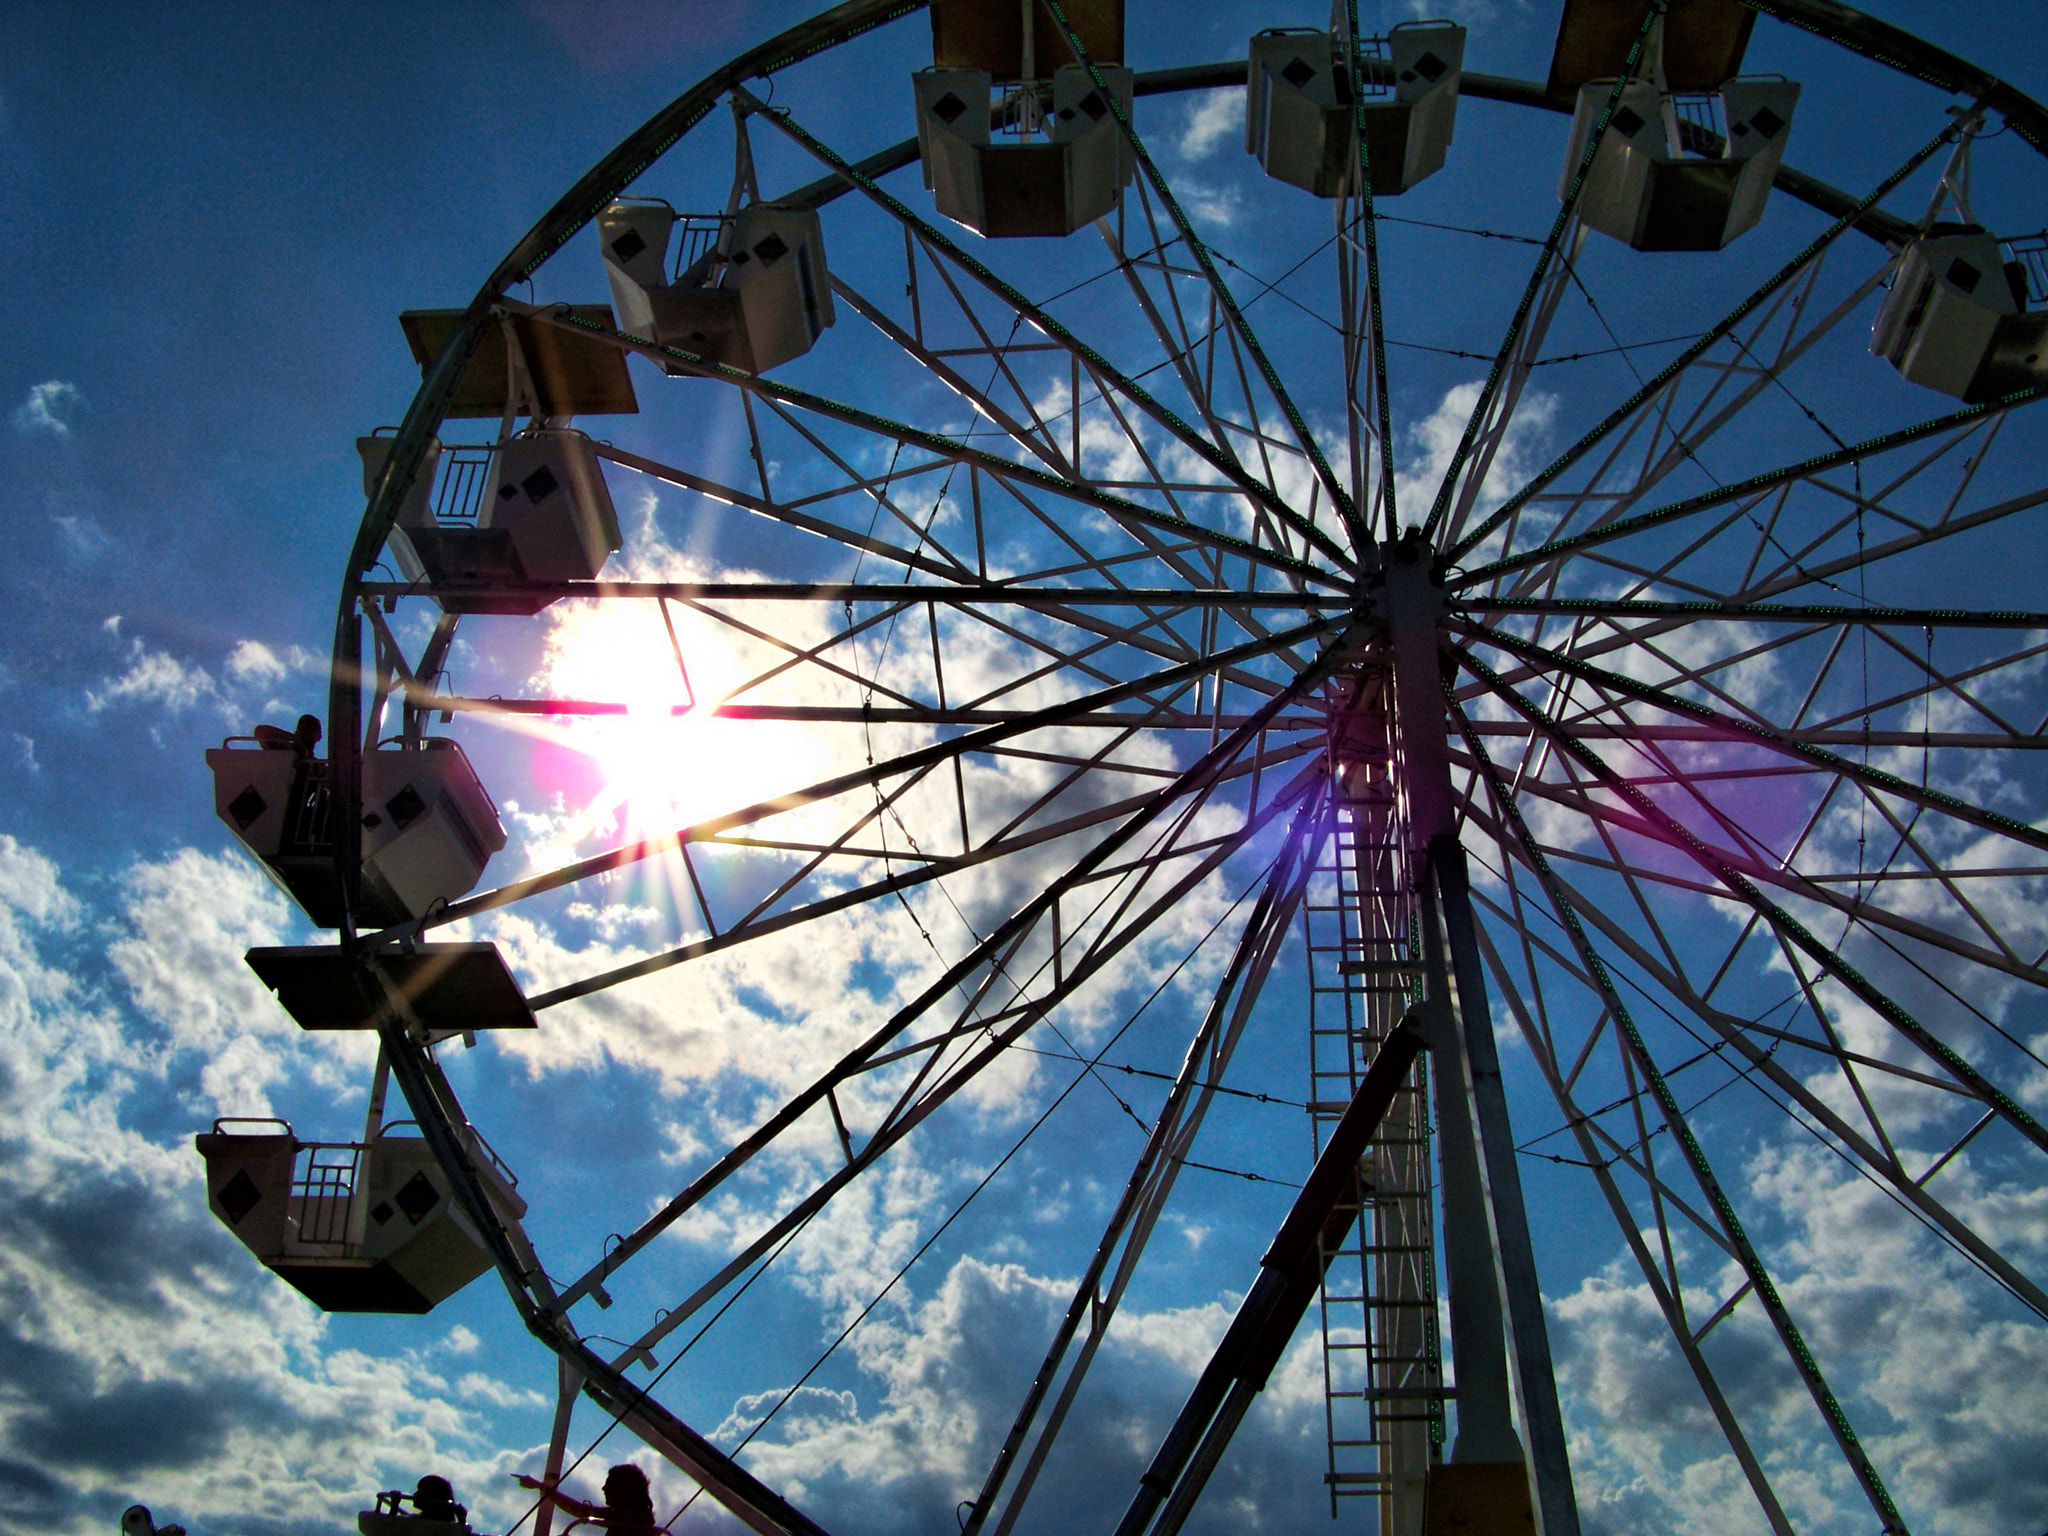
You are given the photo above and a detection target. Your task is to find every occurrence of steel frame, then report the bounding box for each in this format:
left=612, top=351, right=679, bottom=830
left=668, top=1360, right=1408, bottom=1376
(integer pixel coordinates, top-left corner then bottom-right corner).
left=302, top=4, right=2048, bottom=1535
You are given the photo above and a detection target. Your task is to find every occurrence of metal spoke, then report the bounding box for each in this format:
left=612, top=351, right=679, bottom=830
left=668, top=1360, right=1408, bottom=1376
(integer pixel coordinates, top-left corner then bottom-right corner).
left=1452, top=696, right=1911, bottom=1535
left=1418, top=4, right=1658, bottom=544
left=1456, top=643, right=2048, bottom=1161
left=731, top=84, right=1359, bottom=573
left=1448, top=118, right=1964, bottom=566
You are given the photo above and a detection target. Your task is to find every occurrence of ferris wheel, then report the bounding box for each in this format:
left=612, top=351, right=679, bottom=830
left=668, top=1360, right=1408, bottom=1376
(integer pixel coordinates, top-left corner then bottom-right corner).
left=197, top=1, right=2048, bottom=1532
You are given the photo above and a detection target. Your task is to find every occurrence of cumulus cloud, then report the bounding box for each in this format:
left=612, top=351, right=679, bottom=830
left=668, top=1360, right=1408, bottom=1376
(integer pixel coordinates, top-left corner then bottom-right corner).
left=1175, top=91, right=1241, bottom=161
left=226, top=640, right=293, bottom=687
left=87, top=641, right=220, bottom=716
left=1395, top=379, right=1558, bottom=539
left=0, top=838, right=545, bottom=1535
left=719, top=1253, right=1330, bottom=1536
left=13, top=380, right=83, bottom=438
left=86, top=635, right=322, bottom=720
left=1548, top=1132, right=2048, bottom=1536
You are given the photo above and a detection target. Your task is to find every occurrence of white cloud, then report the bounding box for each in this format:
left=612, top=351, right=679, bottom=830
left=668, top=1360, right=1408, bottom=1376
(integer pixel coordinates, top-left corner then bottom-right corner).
left=456, top=1372, right=547, bottom=1409
left=1160, top=176, right=1243, bottom=230
left=724, top=1252, right=1332, bottom=1536
left=1546, top=1130, right=2048, bottom=1536
left=0, top=837, right=539, bottom=1534
left=1403, top=0, right=1530, bottom=20
left=13, top=380, right=82, bottom=438
left=107, top=847, right=368, bottom=1116
left=86, top=639, right=219, bottom=716
left=54, top=515, right=111, bottom=559
left=1175, top=91, right=1241, bottom=161
left=225, top=639, right=292, bottom=687
left=1396, top=379, right=1558, bottom=542
left=85, top=635, right=321, bottom=720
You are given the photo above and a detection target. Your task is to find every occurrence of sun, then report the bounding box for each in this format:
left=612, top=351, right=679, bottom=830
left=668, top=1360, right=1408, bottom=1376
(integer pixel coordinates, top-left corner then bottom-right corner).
left=531, top=597, right=835, bottom=849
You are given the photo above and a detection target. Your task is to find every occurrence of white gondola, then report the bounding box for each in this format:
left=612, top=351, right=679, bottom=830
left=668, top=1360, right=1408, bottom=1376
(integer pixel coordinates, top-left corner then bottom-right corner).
left=597, top=198, right=835, bottom=374
left=1563, top=74, right=1799, bottom=251
left=196, top=1118, right=525, bottom=1314
left=365, top=427, right=621, bottom=613
left=1871, top=225, right=2048, bottom=402
left=912, top=0, right=1133, bottom=238
left=1246, top=21, right=1465, bottom=198
left=482, top=429, right=621, bottom=582
left=915, top=61, right=1135, bottom=237
left=207, top=732, right=506, bottom=930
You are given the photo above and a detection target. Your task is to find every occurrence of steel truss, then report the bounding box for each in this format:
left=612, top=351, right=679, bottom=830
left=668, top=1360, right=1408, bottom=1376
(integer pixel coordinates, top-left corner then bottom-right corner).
left=306, top=4, right=2048, bottom=1536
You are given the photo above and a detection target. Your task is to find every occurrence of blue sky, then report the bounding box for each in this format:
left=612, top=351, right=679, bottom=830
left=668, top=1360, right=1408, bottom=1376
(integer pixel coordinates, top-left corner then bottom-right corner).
left=4, top=3, right=2048, bottom=1535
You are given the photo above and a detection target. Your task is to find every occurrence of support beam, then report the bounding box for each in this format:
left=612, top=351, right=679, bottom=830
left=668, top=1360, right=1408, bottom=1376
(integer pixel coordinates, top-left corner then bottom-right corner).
left=1383, top=543, right=1577, bottom=1530
left=1110, top=1019, right=1429, bottom=1536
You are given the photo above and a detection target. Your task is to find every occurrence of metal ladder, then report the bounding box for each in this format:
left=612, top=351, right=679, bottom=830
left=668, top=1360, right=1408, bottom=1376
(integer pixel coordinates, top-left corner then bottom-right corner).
left=1307, top=696, right=1444, bottom=1533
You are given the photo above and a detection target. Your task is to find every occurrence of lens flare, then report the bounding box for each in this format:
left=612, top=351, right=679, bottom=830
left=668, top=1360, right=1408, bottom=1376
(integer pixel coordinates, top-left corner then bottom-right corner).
left=532, top=599, right=827, bottom=850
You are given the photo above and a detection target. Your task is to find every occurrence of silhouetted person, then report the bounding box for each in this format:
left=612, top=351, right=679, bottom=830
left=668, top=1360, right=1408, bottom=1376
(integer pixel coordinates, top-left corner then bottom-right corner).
left=411, top=1475, right=466, bottom=1524
left=251, top=714, right=323, bottom=757
left=516, top=1463, right=658, bottom=1534
left=120, top=1508, right=187, bottom=1536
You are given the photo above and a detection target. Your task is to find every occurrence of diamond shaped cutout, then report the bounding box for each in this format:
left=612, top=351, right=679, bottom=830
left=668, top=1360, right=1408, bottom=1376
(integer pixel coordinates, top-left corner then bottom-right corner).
left=227, top=785, right=267, bottom=831
left=1749, top=104, right=1786, bottom=139
left=752, top=232, right=790, bottom=266
left=370, top=1200, right=395, bottom=1226
left=1078, top=90, right=1107, bottom=121
left=385, top=784, right=426, bottom=831
left=218, top=1171, right=264, bottom=1236
left=1947, top=258, right=1983, bottom=293
left=218, top=1169, right=263, bottom=1227
left=1610, top=105, right=1646, bottom=139
left=1280, top=57, right=1316, bottom=89
left=1412, top=51, right=1447, bottom=83
left=395, top=1171, right=441, bottom=1225
left=931, top=91, right=968, bottom=124
left=520, top=464, right=560, bottom=503
left=610, top=227, right=647, bottom=264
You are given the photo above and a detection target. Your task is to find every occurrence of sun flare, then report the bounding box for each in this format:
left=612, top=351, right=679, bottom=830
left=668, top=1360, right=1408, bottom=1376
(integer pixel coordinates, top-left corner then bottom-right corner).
left=532, top=598, right=834, bottom=850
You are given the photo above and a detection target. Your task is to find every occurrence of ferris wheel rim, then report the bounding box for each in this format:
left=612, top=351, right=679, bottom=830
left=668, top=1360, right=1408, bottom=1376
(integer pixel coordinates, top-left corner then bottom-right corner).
left=300, top=6, right=2048, bottom=1534
left=327, top=0, right=2048, bottom=961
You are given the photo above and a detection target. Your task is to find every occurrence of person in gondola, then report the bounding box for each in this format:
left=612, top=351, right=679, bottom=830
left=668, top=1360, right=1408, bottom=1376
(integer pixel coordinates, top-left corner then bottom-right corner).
left=410, top=1476, right=467, bottom=1525
left=515, top=1463, right=658, bottom=1534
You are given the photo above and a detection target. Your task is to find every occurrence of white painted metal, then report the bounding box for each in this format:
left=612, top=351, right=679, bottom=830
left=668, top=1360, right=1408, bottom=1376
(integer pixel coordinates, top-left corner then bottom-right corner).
left=1564, top=75, right=1798, bottom=250
left=1871, top=225, right=2028, bottom=398
left=483, top=429, right=622, bottom=583
left=239, top=9, right=2048, bottom=1535
left=913, top=61, right=1134, bottom=236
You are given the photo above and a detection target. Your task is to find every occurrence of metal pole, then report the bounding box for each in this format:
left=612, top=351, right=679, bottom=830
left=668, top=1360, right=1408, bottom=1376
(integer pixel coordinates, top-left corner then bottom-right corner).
left=534, top=1356, right=582, bottom=1536
left=1432, top=836, right=1580, bottom=1536
left=1413, top=881, right=1520, bottom=1464
left=1384, top=536, right=1578, bottom=1531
